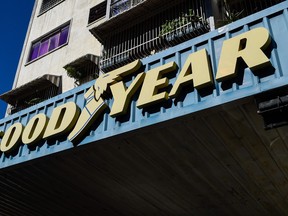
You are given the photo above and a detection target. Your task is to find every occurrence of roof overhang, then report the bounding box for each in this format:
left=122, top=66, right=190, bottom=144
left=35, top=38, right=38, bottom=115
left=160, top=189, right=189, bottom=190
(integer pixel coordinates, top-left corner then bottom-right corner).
left=64, top=54, right=100, bottom=69
left=0, top=74, right=61, bottom=106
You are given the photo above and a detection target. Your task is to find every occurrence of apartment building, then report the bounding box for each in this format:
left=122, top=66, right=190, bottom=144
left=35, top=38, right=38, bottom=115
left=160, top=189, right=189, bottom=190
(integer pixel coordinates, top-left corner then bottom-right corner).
left=1, top=0, right=102, bottom=114
left=0, top=0, right=288, bottom=215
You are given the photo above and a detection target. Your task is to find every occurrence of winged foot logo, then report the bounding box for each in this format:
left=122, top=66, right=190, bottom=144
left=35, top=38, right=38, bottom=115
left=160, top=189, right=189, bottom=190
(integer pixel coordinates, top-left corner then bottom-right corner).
left=68, top=60, right=143, bottom=142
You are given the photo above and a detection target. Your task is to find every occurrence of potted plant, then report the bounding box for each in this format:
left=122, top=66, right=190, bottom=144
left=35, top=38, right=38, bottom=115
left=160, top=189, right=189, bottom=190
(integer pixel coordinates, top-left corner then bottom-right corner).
left=65, top=65, right=86, bottom=85
left=159, top=9, right=208, bottom=43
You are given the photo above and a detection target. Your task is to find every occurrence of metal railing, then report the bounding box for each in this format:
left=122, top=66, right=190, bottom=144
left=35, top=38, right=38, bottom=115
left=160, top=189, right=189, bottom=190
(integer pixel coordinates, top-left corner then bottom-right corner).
left=99, top=0, right=286, bottom=72
left=100, top=22, right=209, bottom=71
left=10, top=85, right=59, bottom=115
left=77, top=62, right=99, bottom=86
left=100, top=0, right=209, bottom=72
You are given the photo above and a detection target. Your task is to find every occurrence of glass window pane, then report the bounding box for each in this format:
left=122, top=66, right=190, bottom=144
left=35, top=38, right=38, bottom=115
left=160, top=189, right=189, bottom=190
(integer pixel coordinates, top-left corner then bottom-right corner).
left=59, top=26, right=69, bottom=46
left=49, top=33, right=60, bottom=51
left=39, top=39, right=49, bottom=56
left=28, top=24, right=70, bottom=63
left=29, top=43, right=40, bottom=61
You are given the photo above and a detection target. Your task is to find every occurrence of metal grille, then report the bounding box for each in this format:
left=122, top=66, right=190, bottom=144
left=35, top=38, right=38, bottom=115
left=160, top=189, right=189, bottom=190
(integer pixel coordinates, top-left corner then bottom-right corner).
left=77, top=62, right=99, bottom=85
left=64, top=54, right=100, bottom=86
left=40, top=0, right=64, bottom=14
left=101, top=0, right=209, bottom=72
left=10, top=85, right=60, bottom=114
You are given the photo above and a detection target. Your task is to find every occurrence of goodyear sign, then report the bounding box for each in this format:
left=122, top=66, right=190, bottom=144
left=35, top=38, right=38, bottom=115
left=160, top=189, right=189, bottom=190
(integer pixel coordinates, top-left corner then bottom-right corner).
left=0, top=27, right=272, bottom=154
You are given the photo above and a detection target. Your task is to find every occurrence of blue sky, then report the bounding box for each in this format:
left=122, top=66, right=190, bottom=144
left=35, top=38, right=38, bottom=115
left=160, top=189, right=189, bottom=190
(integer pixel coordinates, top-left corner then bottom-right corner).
left=0, top=1, right=34, bottom=118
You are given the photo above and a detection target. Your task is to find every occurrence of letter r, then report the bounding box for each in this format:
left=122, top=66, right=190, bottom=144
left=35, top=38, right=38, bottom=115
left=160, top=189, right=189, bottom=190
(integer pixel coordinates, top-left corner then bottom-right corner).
left=216, top=27, right=272, bottom=81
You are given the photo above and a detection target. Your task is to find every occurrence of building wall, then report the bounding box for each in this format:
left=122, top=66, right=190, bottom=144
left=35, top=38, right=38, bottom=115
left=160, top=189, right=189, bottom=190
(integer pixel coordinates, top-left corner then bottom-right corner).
left=14, top=0, right=104, bottom=92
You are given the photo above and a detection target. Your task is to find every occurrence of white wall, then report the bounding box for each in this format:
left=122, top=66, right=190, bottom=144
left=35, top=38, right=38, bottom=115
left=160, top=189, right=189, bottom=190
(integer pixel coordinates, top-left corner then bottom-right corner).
left=14, top=0, right=104, bottom=92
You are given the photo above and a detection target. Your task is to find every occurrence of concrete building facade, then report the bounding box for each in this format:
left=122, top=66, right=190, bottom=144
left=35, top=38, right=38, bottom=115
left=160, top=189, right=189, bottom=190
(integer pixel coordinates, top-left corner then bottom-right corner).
left=15, top=0, right=103, bottom=90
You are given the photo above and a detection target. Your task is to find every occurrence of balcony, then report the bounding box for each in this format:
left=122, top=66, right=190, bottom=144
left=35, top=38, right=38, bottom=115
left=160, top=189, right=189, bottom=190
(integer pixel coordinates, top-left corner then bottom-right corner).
left=100, top=15, right=209, bottom=71
left=0, top=75, right=61, bottom=115
left=64, top=54, right=100, bottom=86
left=89, top=0, right=209, bottom=72
left=88, top=0, right=188, bottom=43
left=89, top=0, right=285, bottom=72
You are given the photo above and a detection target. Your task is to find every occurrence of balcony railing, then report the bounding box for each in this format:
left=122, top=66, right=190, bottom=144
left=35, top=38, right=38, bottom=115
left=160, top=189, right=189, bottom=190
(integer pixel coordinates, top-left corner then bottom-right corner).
left=64, top=54, right=100, bottom=86
left=100, top=0, right=209, bottom=72
left=100, top=21, right=209, bottom=71
left=95, top=0, right=285, bottom=72
left=9, top=84, right=60, bottom=115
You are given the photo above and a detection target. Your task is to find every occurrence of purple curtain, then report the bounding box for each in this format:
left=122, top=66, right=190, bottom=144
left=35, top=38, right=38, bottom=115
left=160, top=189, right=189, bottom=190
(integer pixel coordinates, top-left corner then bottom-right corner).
left=39, top=39, right=49, bottom=56
left=48, top=33, right=60, bottom=51
left=59, top=26, right=69, bottom=46
left=29, top=43, right=40, bottom=61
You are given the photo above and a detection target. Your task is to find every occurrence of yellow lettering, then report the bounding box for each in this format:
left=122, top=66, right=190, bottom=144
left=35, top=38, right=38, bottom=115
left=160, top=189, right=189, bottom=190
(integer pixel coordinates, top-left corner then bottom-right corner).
left=216, top=27, right=271, bottom=81
left=68, top=87, right=108, bottom=142
left=22, top=113, right=48, bottom=145
left=110, top=72, right=145, bottom=117
left=137, top=62, right=177, bottom=108
left=69, top=60, right=142, bottom=142
left=44, top=102, right=80, bottom=139
left=94, top=60, right=142, bottom=101
left=0, top=123, right=23, bottom=153
left=169, top=49, right=213, bottom=98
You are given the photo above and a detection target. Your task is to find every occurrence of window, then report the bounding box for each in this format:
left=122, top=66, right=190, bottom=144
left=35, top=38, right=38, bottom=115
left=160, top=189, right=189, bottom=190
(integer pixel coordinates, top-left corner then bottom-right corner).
left=88, top=1, right=107, bottom=24
left=40, top=0, right=65, bottom=14
left=111, top=0, right=130, bottom=17
left=28, top=24, right=70, bottom=62
left=110, top=0, right=144, bottom=17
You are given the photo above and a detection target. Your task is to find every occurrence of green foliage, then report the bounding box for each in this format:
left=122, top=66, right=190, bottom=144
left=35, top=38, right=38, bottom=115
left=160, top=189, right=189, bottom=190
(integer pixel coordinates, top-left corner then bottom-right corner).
left=65, top=66, right=84, bottom=81
left=159, top=9, right=203, bottom=37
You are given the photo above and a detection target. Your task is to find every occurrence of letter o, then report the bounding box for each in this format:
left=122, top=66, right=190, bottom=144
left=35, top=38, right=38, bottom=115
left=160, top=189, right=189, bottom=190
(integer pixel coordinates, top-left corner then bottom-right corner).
left=22, top=113, right=48, bottom=145
left=0, top=123, right=23, bottom=153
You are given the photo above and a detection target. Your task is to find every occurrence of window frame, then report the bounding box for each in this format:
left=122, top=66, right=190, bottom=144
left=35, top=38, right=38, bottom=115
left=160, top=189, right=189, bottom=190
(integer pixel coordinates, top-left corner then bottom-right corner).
left=88, top=1, right=107, bottom=25
left=38, top=0, right=65, bottom=16
left=26, top=21, right=71, bottom=65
